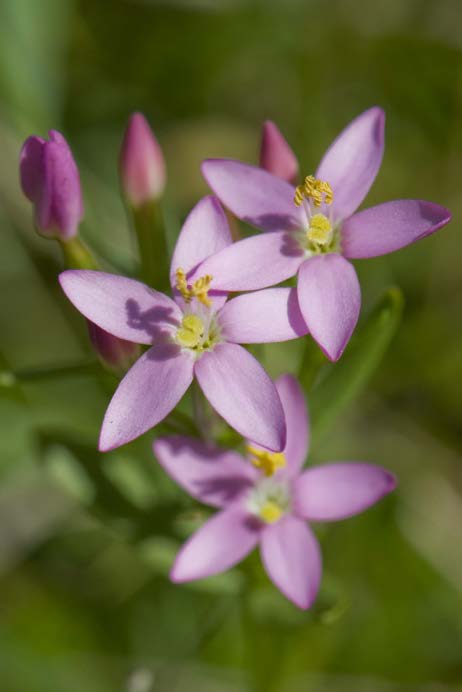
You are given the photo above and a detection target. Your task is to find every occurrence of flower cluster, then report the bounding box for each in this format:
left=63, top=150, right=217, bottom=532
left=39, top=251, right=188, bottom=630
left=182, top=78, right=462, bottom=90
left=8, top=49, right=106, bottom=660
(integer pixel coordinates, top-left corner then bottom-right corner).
left=19, top=108, right=451, bottom=608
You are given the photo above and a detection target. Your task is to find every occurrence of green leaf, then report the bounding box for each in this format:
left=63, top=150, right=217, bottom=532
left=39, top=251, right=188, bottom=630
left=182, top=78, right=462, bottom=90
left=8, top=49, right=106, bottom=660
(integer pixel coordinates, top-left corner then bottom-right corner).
left=308, top=287, right=404, bottom=440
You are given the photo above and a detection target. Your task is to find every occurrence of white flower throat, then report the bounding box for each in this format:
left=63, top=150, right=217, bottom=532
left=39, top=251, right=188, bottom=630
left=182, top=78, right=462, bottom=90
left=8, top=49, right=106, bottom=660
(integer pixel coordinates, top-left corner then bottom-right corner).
left=294, top=174, right=339, bottom=254
left=174, top=268, right=221, bottom=354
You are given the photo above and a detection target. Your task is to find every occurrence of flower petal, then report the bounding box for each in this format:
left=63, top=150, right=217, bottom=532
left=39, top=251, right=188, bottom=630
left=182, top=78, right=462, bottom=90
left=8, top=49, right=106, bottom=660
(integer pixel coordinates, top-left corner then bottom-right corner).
left=341, top=199, right=451, bottom=259
left=59, top=270, right=182, bottom=345
left=195, top=343, right=286, bottom=452
left=170, top=195, right=232, bottom=283
left=201, top=159, right=306, bottom=232
left=197, top=230, right=304, bottom=292
left=275, top=374, right=309, bottom=476
left=297, top=255, right=361, bottom=361
left=260, top=120, right=299, bottom=183
left=153, top=436, right=256, bottom=508
left=170, top=505, right=260, bottom=582
left=293, top=463, right=396, bottom=521
left=316, top=107, right=385, bottom=221
left=218, top=288, right=308, bottom=344
left=99, top=344, right=194, bottom=451
left=260, top=515, right=322, bottom=609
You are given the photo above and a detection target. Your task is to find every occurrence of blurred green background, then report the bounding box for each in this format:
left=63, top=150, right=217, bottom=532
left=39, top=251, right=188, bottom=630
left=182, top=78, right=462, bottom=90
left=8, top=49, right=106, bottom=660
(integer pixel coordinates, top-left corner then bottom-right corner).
left=1, top=0, right=461, bottom=690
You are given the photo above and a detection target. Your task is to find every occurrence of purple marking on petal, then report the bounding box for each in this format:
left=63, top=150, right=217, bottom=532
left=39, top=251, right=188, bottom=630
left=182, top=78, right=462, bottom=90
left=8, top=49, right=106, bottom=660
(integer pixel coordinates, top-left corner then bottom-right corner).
left=154, top=436, right=256, bottom=508
left=99, top=343, right=194, bottom=451
left=218, top=288, right=308, bottom=344
left=260, top=515, right=322, bottom=609
left=316, top=107, right=385, bottom=221
left=342, top=199, right=452, bottom=259
left=195, top=343, right=286, bottom=452
left=59, top=270, right=182, bottom=345
left=202, top=159, right=306, bottom=232
left=297, top=255, right=361, bottom=362
left=170, top=504, right=260, bottom=582
left=293, top=462, right=396, bottom=521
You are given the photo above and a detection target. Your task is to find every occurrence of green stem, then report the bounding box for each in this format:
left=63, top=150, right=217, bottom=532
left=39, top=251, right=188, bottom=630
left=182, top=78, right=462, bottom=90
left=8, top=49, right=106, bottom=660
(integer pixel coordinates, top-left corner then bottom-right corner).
left=60, top=237, right=98, bottom=270
left=131, top=200, right=169, bottom=290
left=1, top=358, right=100, bottom=386
left=298, top=338, right=327, bottom=391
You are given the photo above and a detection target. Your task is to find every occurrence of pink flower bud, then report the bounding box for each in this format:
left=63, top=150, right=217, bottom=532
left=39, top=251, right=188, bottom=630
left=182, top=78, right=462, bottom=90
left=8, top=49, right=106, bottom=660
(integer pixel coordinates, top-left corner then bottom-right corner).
left=259, top=120, right=299, bottom=184
left=87, top=322, right=140, bottom=374
left=119, top=112, right=166, bottom=206
left=19, top=130, right=83, bottom=239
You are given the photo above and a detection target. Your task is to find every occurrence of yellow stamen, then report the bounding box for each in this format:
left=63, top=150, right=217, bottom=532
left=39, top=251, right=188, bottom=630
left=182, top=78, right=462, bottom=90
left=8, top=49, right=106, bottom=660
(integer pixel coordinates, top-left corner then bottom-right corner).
left=307, top=213, right=333, bottom=246
left=175, top=268, right=213, bottom=307
left=247, top=446, right=287, bottom=477
left=259, top=500, right=283, bottom=524
left=294, top=175, right=333, bottom=208
left=176, top=314, right=205, bottom=348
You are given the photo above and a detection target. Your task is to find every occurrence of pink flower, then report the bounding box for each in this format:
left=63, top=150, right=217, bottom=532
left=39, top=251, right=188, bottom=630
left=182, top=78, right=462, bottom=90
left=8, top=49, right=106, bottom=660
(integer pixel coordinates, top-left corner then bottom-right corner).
left=119, top=112, right=166, bottom=206
left=200, top=108, right=451, bottom=361
left=154, top=374, right=396, bottom=609
left=59, top=196, right=308, bottom=452
left=19, top=130, right=83, bottom=240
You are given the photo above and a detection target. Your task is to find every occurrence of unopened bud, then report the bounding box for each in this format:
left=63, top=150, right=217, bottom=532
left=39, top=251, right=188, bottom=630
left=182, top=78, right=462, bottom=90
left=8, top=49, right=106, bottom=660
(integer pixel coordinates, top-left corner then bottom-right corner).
left=259, top=120, right=299, bottom=184
left=119, top=112, right=166, bottom=207
left=87, top=322, right=140, bottom=374
left=19, top=130, right=83, bottom=239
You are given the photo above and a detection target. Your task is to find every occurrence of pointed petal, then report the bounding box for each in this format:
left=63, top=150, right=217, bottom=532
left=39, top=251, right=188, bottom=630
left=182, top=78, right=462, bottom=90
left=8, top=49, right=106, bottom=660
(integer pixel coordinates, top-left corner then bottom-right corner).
left=153, top=436, right=256, bottom=508
left=195, top=343, right=286, bottom=452
left=218, top=288, right=308, bottom=344
left=201, top=159, right=306, bottom=232
left=170, top=195, right=232, bottom=283
left=59, top=270, right=182, bottom=345
left=294, top=463, right=396, bottom=521
left=99, top=344, right=194, bottom=451
left=170, top=505, right=259, bottom=582
left=342, top=200, right=451, bottom=259
left=260, top=121, right=299, bottom=184
left=316, top=107, right=385, bottom=221
left=261, top=515, right=322, bottom=609
left=275, top=374, right=309, bottom=476
left=197, top=230, right=304, bottom=292
left=297, top=255, right=361, bottom=361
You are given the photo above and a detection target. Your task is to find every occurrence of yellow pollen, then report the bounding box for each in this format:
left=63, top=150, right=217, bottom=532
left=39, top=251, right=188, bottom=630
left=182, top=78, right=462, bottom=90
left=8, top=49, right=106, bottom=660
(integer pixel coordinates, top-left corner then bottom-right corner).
left=247, top=446, right=287, bottom=477
left=294, top=175, right=333, bottom=208
left=175, top=268, right=213, bottom=307
left=176, top=314, right=205, bottom=348
left=259, top=500, right=283, bottom=524
left=307, top=213, right=333, bottom=246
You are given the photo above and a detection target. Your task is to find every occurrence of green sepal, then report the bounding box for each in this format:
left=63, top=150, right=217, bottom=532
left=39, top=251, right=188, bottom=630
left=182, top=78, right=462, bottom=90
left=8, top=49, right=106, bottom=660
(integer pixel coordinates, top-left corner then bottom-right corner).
left=131, top=200, right=170, bottom=291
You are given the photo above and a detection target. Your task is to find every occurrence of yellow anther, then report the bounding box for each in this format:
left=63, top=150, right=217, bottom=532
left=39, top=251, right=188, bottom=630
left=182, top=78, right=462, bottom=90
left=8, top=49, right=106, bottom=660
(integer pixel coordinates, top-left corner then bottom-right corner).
left=247, top=446, right=287, bottom=477
left=175, top=268, right=213, bottom=307
left=259, top=500, right=283, bottom=524
left=182, top=314, right=204, bottom=335
left=307, top=213, right=333, bottom=246
left=176, top=314, right=205, bottom=349
left=294, top=175, right=333, bottom=208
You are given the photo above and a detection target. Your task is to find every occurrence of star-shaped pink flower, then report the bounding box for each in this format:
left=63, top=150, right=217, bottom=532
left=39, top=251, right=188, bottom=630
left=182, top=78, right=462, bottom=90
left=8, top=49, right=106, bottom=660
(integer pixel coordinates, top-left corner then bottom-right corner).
left=154, top=374, right=396, bottom=609
left=60, top=196, right=309, bottom=451
left=199, top=108, right=451, bottom=361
